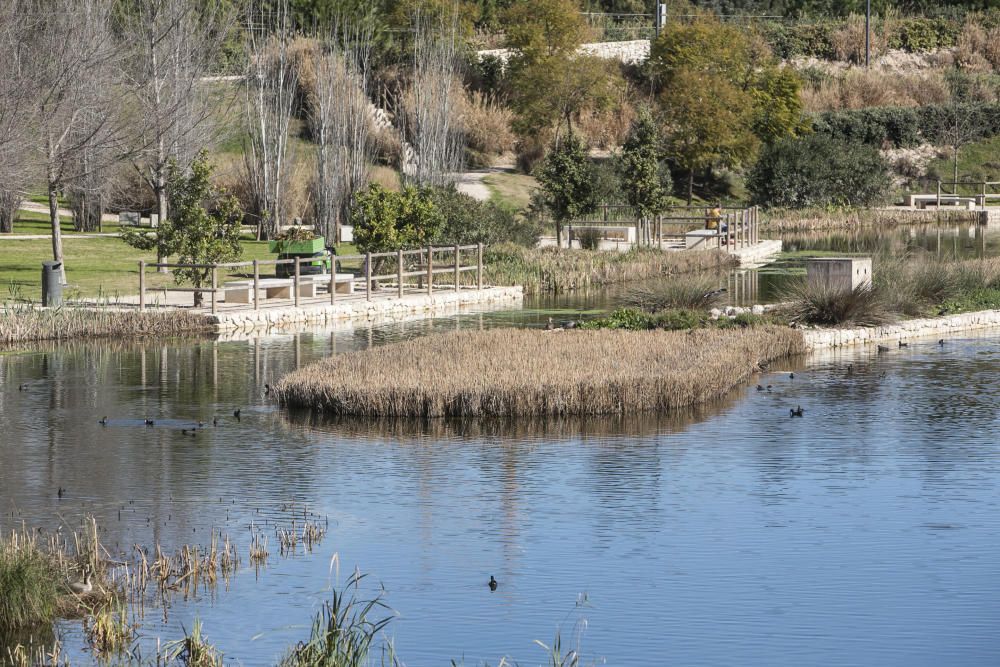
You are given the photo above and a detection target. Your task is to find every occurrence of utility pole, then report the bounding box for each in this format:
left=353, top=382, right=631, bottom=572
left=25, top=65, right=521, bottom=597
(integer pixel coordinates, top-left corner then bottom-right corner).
left=865, top=0, right=871, bottom=68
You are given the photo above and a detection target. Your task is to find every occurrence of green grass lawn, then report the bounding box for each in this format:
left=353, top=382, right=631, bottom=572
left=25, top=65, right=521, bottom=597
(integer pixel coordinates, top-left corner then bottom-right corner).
left=926, top=136, right=1000, bottom=189
left=0, top=237, right=288, bottom=301
left=483, top=171, right=538, bottom=211
left=4, top=209, right=132, bottom=236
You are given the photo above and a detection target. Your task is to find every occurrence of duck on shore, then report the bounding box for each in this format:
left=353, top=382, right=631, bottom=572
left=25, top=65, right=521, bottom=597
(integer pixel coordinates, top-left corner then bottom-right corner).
left=69, top=567, right=93, bottom=595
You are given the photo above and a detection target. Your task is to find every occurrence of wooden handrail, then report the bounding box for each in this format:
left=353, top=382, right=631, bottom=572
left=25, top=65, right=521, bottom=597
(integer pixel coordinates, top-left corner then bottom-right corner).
left=138, top=244, right=489, bottom=310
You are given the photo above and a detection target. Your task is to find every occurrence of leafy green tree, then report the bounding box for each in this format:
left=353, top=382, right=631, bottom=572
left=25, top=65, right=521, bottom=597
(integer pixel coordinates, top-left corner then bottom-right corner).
left=350, top=183, right=444, bottom=253
left=746, top=134, right=891, bottom=209
left=649, top=14, right=803, bottom=201
left=121, top=151, right=243, bottom=306
left=659, top=69, right=759, bottom=203
left=617, top=107, right=672, bottom=221
left=504, top=0, right=620, bottom=143
left=535, top=134, right=598, bottom=248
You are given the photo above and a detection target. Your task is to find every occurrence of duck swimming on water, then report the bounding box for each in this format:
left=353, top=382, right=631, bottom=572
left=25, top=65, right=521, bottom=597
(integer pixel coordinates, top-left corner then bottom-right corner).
left=99, top=416, right=108, bottom=425
left=144, top=418, right=155, bottom=426
left=789, top=405, right=804, bottom=418
left=488, top=575, right=498, bottom=591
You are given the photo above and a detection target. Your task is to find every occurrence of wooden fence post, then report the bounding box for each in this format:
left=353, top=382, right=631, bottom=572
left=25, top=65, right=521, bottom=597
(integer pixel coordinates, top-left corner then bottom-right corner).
left=294, top=256, right=301, bottom=307
left=454, top=244, right=460, bottom=292
left=365, top=252, right=372, bottom=301
left=329, top=253, right=336, bottom=305
left=427, top=247, right=434, bottom=296
left=210, top=266, right=217, bottom=314
left=477, top=243, right=483, bottom=290
left=397, top=249, right=403, bottom=299
left=253, top=259, right=260, bottom=311
left=138, top=261, right=145, bottom=311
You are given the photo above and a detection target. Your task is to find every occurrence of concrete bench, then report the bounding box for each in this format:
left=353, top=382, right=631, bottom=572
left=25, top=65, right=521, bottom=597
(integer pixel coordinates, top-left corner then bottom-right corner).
left=685, top=228, right=722, bottom=250
left=223, top=274, right=355, bottom=304
left=905, top=194, right=978, bottom=210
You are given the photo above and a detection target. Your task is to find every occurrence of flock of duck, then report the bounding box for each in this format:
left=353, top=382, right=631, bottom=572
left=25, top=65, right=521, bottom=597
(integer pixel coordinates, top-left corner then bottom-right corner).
left=753, top=338, right=941, bottom=418
left=96, top=408, right=243, bottom=435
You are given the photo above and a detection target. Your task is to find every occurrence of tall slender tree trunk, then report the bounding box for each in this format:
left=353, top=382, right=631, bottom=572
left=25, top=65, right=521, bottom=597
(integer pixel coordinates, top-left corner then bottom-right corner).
left=48, top=178, right=66, bottom=285
left=687, top=170, right=694, bottom=205
left=155, top=159, right=168, bottom=273
left=953, top=146, right=959, bottom=186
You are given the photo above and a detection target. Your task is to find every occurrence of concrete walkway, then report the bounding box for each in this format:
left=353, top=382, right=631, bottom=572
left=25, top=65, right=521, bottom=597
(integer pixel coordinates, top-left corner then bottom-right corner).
left=454, top=166, right=510, bottom=202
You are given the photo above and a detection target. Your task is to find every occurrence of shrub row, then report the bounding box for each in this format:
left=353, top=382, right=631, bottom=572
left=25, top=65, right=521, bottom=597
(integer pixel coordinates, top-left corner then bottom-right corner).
left=811, top=102, right=1000, bottom=148
left=761, top=17, right=965, bottom=60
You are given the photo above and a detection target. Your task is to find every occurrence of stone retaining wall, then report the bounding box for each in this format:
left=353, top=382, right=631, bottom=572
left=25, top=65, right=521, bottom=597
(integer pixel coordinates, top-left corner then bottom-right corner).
left=733, top=239, right=782, bottom=266
left=206, top=286, right=523, bottom=334
left=477, top=39, right=649, bottom=65
left=802, top=309, right=1000, bottom=349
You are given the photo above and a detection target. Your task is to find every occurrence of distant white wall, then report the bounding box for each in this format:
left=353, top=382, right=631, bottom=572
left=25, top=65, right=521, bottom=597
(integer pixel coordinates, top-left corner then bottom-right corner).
left=477, top=40, right=650, bottom=66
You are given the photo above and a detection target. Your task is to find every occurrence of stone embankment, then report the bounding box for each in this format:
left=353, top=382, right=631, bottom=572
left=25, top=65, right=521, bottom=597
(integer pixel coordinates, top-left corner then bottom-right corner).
left=802, top=309, right=1000, bottom=349
left=206, top=286, right=523, bottom=334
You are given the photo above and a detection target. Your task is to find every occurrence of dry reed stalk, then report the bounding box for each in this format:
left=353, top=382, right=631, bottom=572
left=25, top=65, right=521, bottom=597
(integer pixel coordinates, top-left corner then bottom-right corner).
left=274, top=328, right=805, bottom=418
left=485, top=244, right=737, bottom=294
left=761, top=208, right=979, bottom=233
left=0, top=304, right=213, bottom=345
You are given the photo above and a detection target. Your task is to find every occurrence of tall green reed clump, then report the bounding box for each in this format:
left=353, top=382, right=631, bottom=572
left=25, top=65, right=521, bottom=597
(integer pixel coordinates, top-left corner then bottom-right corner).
left=483, top=243, right=736, bottom=294
left=788, top=282, right=892, bottom=327
left=788, top=254, right=1000, bottom=325
left=0, top=539, right=61, bottom=634
left=621, top=274, right=727, bottom=312
left=0, top=303, right=212, bottom=345
left=274, top=327, right=805, bottom=418
left=280, top=573, right=396, bottom=667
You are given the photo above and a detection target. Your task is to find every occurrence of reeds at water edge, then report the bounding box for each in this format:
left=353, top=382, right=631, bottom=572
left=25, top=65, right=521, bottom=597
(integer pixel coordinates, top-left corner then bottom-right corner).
left=0, top=302, right=212, bottom=345
left=274, top=327, right=806, bottom=418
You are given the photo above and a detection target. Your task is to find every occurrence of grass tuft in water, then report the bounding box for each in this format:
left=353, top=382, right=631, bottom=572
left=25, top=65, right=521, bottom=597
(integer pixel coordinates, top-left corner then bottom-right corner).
left=280, top=573, right=396, bottom=667
left=0, top=541, right=61, bottom=633
left=161, top=618, right=223, bottom=667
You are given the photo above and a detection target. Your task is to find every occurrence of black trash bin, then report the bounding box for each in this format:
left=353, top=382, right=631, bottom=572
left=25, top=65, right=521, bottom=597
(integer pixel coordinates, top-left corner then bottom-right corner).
left=41, top=261, right=62, bottom=307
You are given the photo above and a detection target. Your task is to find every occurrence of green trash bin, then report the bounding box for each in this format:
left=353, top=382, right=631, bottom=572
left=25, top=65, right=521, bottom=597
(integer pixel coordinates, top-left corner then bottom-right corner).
left=42, top=261, right=62, bottom=307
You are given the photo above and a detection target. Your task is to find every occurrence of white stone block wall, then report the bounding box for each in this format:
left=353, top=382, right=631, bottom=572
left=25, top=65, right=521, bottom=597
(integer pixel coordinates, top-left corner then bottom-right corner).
left=802, top=309, right=1000, bottom=349
left=206, top=287, right=524, bottom=334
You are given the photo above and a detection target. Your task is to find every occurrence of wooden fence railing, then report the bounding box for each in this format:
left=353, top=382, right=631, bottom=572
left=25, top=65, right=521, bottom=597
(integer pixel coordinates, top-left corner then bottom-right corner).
left=566, top=205, right=760, bottom=253
left=138, top=243, right=486, bottom=314
left=937, top=180, right=1000, bottom=207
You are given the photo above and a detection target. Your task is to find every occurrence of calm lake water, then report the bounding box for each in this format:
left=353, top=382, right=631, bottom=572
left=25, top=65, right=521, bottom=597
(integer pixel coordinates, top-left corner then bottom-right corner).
left=2, top=306, right=1000, bottom=665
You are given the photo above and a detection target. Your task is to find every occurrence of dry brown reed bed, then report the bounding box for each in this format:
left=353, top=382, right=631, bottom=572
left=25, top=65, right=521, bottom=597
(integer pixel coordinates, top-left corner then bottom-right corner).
left=0, top=304, right=213, bottom=345
left=484, top=243, right=737, bottom=294
left=761, top=207, right=980, bottom=233
left=274, top=327, right=806, bottom=417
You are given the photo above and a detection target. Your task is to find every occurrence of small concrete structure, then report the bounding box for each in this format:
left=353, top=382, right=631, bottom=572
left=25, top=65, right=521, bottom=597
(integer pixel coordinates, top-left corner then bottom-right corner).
left=685, top=229, right=721, bottom=250
left=807, top=257, right=872, bottom=292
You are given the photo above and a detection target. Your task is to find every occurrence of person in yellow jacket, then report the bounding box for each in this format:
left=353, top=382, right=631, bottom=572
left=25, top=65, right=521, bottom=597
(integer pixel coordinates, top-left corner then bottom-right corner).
left=705, top=203, right=722, bottom=230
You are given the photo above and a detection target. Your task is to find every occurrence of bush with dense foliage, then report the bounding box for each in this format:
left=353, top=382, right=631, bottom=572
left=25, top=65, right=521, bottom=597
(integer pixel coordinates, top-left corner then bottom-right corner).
left=429, top=187, right=542, bottom=246
left=811, top=102, right=1000, bottom=147
left=350, top=183, right=444, bottom=253
left=747, top=134, right=891, bottom=208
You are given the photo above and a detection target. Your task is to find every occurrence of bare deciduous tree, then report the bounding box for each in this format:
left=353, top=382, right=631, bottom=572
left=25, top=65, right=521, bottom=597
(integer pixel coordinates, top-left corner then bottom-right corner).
left=25, top=0, right=128, bottom=282
left=0, top=1, right=38, bottom=233
left=244, top=0, right=298, bottom=240
left=402, top=8, right=464, bottom=189
left=311, top=20, right=375, bottom=243
left=119, top=0, right=236, bottom=266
